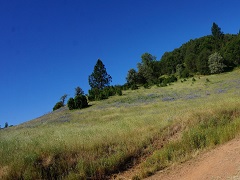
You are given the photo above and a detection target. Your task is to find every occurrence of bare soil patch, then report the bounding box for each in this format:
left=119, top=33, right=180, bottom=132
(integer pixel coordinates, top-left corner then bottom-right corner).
left=146, top=136, right=240, bottom=180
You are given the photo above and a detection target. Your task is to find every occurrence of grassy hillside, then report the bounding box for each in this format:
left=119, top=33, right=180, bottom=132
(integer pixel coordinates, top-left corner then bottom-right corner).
left=1, top=69, right=240, bottom=179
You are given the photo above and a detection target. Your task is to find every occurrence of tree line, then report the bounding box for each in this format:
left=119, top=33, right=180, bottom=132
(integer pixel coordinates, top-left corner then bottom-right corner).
left=126, top=23, right=240, bottom=89
left=53, top=22, right=240, bottom=111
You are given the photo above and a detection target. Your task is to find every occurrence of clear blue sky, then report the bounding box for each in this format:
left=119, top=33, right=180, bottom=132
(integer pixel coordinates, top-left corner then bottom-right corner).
left=1, top=0, right=240, bottom=127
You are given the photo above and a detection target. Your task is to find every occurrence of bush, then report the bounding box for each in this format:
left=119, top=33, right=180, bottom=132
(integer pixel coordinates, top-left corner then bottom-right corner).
left=53, top=101, right=64, bottom=111
left=74, top=95, right=88, bottom=109
left=131, top=84, right=138, bottom=90
left=67, top=98, right=75, bottom=110
left=116, top=87, right=122, bottom=96
left=208, top=52, right=226, bottom=74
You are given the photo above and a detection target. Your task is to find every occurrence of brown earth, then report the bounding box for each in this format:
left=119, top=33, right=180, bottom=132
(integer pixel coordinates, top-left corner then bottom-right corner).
left=146, top=136, right=240, bottom=180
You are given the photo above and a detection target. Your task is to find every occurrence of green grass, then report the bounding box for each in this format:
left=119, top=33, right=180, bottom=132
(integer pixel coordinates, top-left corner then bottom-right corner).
left=137, top=107, right=240, bottom=179
left=1, top=69, right=240, bottom=179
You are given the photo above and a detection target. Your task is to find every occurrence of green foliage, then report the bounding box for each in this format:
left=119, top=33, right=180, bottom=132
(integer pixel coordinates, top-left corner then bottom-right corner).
left=60, top=94, right=67, bottom=105
left=1, top=69, right=240, bottom=179
left=176, top=64, right=184, bottom=78
left=159, top=75, right=177, bottom=86
left=222, top=35, right=240, bottom=67
left=126, top=23, right=239, bottom=87
left=4, top=122, right=8, bottom=128
left=140, top=108, right=240, bottom=179
left=208, top=52, right=226, bottom=74
left=137, top=53, right=159, bottom=84
left=131, top=84, right=138, bottom=90
left=67, top=98, right=75, bottom=110
left=115, top=86, right=123, bottom=96
left=53, top=101, right=64, bottom=111
left=126, top=68, right=138, bottom=86
left=88, top=59, right=112, bottom=90
left=211, top=22, right=224, bottom=51
left=74, top=95, right=88, bottom=109
left=75, top=86, right=84, bottom=96
left=196, top=48, right=211, bottom=75
left=88, top=86, right=122, bottom=101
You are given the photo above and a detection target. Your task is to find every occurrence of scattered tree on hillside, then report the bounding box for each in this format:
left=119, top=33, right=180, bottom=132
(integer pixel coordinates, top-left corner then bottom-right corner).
left=60, top=94, right=68, bottom=105
left=137, top=53, right=159, bottom=84
left=126, top=69, right=138, bottom=86
left=89, top=59, right=112, bottom=90
left=4, top=122, right=8, bottom=128
left=67, top=98, right=75, bottom=110
left=53, top=101, right=64, bottom=111
left=74, top=95, right=88, bottom=109
left=75, top=86, right=84, bottom=96
left=208, top=52, right=226, bottom=74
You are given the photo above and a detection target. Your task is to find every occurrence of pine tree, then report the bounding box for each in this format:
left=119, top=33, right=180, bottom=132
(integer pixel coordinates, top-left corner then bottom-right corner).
left=211, top=22, right=224, bottom=50
left=88, top=59, right=112, bottom=90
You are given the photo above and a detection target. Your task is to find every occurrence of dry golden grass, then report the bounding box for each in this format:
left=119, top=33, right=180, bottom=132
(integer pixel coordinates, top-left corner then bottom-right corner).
left=0, top=68, right=240, bottom=179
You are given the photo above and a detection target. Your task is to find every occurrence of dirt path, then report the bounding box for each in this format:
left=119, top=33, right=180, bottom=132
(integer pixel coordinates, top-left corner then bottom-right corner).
left=146, top=137, right=240, bottom=180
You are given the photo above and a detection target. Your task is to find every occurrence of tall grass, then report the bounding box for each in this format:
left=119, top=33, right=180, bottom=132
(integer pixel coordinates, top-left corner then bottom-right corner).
left=137, top=107, right=240, bottom=179
left=1, top=69, right=240, bottom=179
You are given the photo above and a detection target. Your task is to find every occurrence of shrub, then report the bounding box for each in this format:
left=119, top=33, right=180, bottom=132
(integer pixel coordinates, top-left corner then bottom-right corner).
left=67, top=98, right=75, bottom=110
left=74, top=95, right=88, bottom=109
left=53, top=101, right=64, bottom=111
left=131, top=84, right=138, bottom=90
left=116, top=87, right=122, bottom=96
left=208, top=52, right=226, bottom=74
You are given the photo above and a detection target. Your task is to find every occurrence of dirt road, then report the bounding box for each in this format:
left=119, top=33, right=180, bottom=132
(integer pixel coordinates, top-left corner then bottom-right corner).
left=146, top=137, right=240, bottom=180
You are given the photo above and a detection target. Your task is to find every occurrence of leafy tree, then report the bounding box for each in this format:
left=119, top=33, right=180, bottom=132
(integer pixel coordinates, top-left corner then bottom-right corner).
left=126, top=69, right=138, bottom=85
left=222, top=35, right=240, bottom=66
left=60, top=94, right=68, bottom=105
left=208, top=52, right=226, bottom=74
left=75, top=86, right=84, bottom=96
left=53, top=101, right=64, bottom=111
left=185, top=53, right=197, bottom=73
left=89, top=59, right=112, bottom=90
left=196, top=49, right=211, bottom=75
left=74, top=95, right=88, bottom=109
left=137, top=53, right=159, bottom=84
left=176, top=64, right=184, bottom=78
left=67, top=98, right=75, bottom=110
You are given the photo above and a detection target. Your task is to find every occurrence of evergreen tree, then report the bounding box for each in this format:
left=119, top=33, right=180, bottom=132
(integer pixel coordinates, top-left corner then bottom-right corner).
left=67, top=98, right=75, bottom=110
left=53, top=101, right=64, bottom=111
left=4, top=122, right=8, bottom=128
left=211, top=22, right=224, bottom=50
left=89, top=59, right=112, bottom=90
left=211, top=22, right=223, bottom=40
left=74, top=95, right=88, bottom=109
left=75, top=86, right=84, bottom=96
left=60, top=94, right=67, bottom=105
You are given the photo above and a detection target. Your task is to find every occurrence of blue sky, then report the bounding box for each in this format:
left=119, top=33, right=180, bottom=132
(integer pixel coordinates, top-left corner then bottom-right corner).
left=1, top=0, right=240, bottom=127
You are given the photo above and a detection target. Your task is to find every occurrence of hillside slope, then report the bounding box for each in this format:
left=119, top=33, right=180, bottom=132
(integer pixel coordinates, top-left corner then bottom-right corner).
left=146, top=136, right=240, bottom=180
left=1, top=69, right=240, bottom=179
